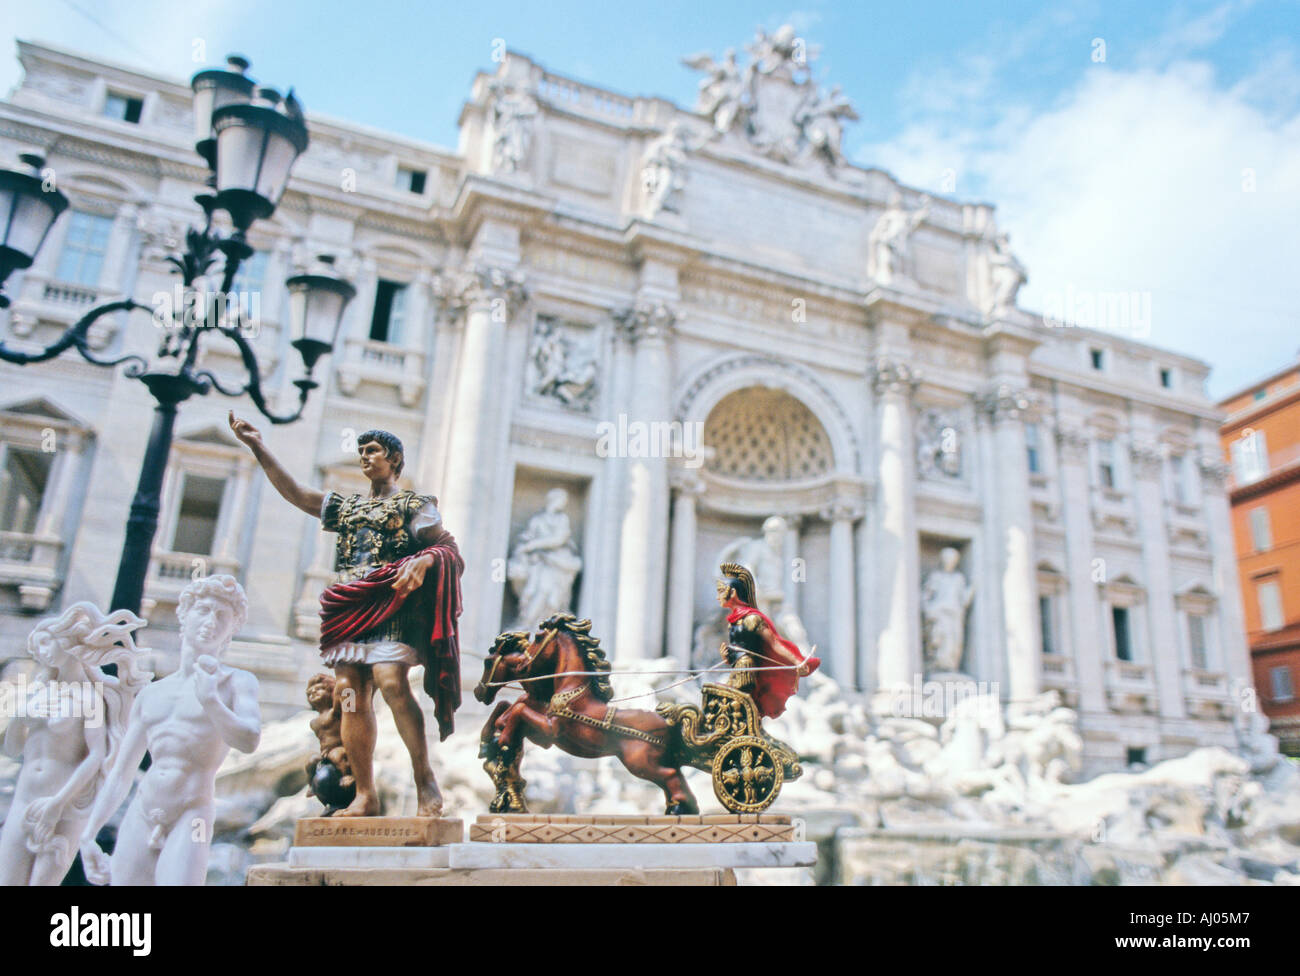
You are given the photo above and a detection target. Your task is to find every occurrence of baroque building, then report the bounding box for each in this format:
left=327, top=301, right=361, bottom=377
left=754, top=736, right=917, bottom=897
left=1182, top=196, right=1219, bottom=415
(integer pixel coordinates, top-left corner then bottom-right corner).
left=0, top=32, right=1251, bottom=773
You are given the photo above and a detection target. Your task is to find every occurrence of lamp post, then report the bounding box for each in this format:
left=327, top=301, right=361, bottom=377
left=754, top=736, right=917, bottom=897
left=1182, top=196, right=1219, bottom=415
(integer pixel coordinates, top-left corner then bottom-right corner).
left=0, top=57, right=353, bottom=616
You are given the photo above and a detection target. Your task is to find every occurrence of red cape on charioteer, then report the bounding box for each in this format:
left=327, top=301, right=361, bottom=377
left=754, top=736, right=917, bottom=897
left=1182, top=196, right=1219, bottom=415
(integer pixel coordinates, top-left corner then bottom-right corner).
left=726, top=603, right=819, bottom=719
left=319, top=544, right=464, bottom=740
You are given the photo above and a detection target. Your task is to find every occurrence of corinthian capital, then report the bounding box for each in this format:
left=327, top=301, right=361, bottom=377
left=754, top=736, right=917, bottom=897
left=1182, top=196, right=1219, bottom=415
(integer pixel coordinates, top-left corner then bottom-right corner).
left=975, top=383, right=1032, bottom=422
left=1128, top=440, right=1164, bottom=479
left=614, top=300, right=677, bottom=343
left=1054, top=424, right=1090, bottom=461
left=1197, top=453, right=1230, bottom=490
left=439, top=263, right=527, bottom=316
left=871, top=358, right=919, bottom=397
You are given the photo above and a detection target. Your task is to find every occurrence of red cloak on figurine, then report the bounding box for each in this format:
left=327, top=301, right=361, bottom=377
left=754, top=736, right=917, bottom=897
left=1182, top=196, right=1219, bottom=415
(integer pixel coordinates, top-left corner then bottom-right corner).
left=726, top=604, right=819, bottom=718
left=318, top=544, right=464, bottom=740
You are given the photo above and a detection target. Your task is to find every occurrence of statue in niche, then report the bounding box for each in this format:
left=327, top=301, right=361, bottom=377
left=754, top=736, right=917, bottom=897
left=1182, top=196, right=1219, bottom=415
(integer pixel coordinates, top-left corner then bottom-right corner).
left=487, top=81, right=538, bottom=175
left=922, top=547, right=975, bottom=674
left=507, top=488, right=583, bottom=630
left=916, top=409, right=963, bottom=480
left=869, top=191, right=930, bottom=285
left=718, top=515, right=810, bottom=652
left=529, top=318, right=598, bottom=410
left=986, top=232, right=1027, bottom=318
left=0, top=604, right=152, bottom=886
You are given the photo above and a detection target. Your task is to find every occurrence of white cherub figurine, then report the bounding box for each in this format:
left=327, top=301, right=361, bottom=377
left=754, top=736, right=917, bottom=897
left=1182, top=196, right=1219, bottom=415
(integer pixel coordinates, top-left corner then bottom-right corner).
left=78, top=575, right=261, bottom=886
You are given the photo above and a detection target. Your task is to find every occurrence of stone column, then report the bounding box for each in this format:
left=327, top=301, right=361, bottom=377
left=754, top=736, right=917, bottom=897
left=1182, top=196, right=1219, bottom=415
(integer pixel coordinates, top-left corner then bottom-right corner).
left=665, top=470, right=703, bottom=668
left=1130, top=439, right=1186, bottom=719
left=823, top=500, right=862, bottom=687
left=781, top=514, right=803, bottom=617
left=1055, top=422, right=1107, bottom=714
left=215, top=455, right=254, bottom=562
left=612, top=301, right=675, bottom=660
left=100, top=204, right=138, bottom=293
left=33, top=430, right=84, bottom=538
left=871, top=359, right=921, bottom=703
left=1197, top=452, right=1252, bottom=694
left=440, top=264, right=527, bottom=655
left=978, top=384, right=1042, bottom=703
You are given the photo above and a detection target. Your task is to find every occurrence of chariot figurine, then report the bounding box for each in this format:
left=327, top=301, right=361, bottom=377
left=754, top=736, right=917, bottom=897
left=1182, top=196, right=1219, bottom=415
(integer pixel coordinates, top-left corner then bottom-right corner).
left=474, top=563, right=819, bottom=814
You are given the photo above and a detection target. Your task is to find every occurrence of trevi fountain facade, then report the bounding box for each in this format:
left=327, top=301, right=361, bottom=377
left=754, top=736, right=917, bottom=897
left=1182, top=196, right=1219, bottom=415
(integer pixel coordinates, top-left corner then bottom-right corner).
left=1, top=29, right=1295, bottom=884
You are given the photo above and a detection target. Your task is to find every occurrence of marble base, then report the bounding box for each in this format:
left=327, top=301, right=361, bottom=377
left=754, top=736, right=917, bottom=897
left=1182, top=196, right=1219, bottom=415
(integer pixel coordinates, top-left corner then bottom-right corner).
left=248, top=839, right=814, bottom=885
left=293, top=817, right=464, bottom=847
left=288, top=846, right=451, bottom=869
left=247, top=865, right=737, bottom=886
left=468, top=813, right=796, bottom=843
left=448, top=841, right=817, bottom=870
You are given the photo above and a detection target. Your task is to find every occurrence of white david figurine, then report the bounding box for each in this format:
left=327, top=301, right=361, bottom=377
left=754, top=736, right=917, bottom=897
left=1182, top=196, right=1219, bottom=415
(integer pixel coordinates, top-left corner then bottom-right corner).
left=78, top=575, right=261, bottom=886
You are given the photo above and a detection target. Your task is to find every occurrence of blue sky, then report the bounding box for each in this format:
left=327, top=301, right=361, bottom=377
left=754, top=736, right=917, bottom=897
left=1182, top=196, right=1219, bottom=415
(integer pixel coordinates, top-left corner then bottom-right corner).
left=2, top=0, right=1297, bottom=398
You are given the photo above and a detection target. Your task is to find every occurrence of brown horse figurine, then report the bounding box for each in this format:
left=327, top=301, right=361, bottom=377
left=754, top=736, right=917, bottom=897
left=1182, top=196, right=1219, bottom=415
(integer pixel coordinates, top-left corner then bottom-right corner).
left=474, top=612, right=699, bottom=815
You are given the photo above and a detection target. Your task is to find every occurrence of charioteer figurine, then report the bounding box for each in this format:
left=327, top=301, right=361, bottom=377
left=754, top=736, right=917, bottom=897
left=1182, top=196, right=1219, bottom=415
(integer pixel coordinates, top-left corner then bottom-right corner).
left=230, top=413, right=463, bottom=818
left=715, top=562, right=819, bottom=717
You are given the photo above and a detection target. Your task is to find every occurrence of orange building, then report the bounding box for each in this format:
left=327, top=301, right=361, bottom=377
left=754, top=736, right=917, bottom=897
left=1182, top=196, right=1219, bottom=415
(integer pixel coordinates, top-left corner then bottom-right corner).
left=1219, top=357, right=1300, bottom=755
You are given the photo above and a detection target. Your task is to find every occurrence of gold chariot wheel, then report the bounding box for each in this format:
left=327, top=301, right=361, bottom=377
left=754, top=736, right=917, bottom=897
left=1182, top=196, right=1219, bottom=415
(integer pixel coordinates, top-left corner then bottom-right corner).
left=711, top=735, right=783, bottom=813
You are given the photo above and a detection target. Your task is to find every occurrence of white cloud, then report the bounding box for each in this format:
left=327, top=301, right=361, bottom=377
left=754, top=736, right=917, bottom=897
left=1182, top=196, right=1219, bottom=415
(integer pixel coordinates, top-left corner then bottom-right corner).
left=861, top=52, right=1300, bottom=399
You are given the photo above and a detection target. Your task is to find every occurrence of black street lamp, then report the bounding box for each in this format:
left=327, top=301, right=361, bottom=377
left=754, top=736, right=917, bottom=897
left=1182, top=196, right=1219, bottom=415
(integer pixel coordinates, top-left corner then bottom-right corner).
left=0, top=57, right=353, bottom=616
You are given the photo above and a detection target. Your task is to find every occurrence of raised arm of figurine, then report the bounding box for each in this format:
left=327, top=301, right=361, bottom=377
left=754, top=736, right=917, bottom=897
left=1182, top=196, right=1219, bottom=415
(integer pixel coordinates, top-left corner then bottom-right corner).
left=192, top=656, right=262, bottom=754
left=77, top=692, right=150, bottom=884
left=228, top=411, right=325, bottom=517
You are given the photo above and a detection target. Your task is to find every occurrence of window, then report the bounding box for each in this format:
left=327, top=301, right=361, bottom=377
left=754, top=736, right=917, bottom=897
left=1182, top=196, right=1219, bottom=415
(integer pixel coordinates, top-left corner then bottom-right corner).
left=55, top=211, right=114, bottom=286
left=1253, top=387, right=1268, bottom=402
left=103, top=92, right=143, bottom=123
left=1090, top=348, right=1104, bottom=370
left=1025, top=423, right=1041, bottom=475
left=1230, top=430, right=1268, bottom=484
left=1257, top=579, right=1285, bottom=632
left=396, top=166, right=427, bottom=194
left=0, top=448, right=53, bottom=534
left=230, top=249, right=268, bottom=295
left=1112, top=605, right=1133, bottom=661
left=171, top=474, right=225, bottom=555
left=369, top=279, right=408, bottom=344
left=1271, top=666, right=1295, bottom=703
left=1097, top=438, right=1117, bottom=490
left=1039, top=594, right=1057, bottom=656
left=1159, top=367, right=1172, bottom=389
left=1186, top=613, right=1209, bottom=670
left=1169, top=454, right=1189, bottom=504
left=1126, top=747, right=1147, bottom=767
left=1250, top=507, right=1273, bottom=552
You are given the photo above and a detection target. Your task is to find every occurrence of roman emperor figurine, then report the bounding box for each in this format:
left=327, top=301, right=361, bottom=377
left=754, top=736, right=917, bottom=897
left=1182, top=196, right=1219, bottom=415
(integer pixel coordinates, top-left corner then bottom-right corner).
left=229, top=412, right=463, bottom=818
